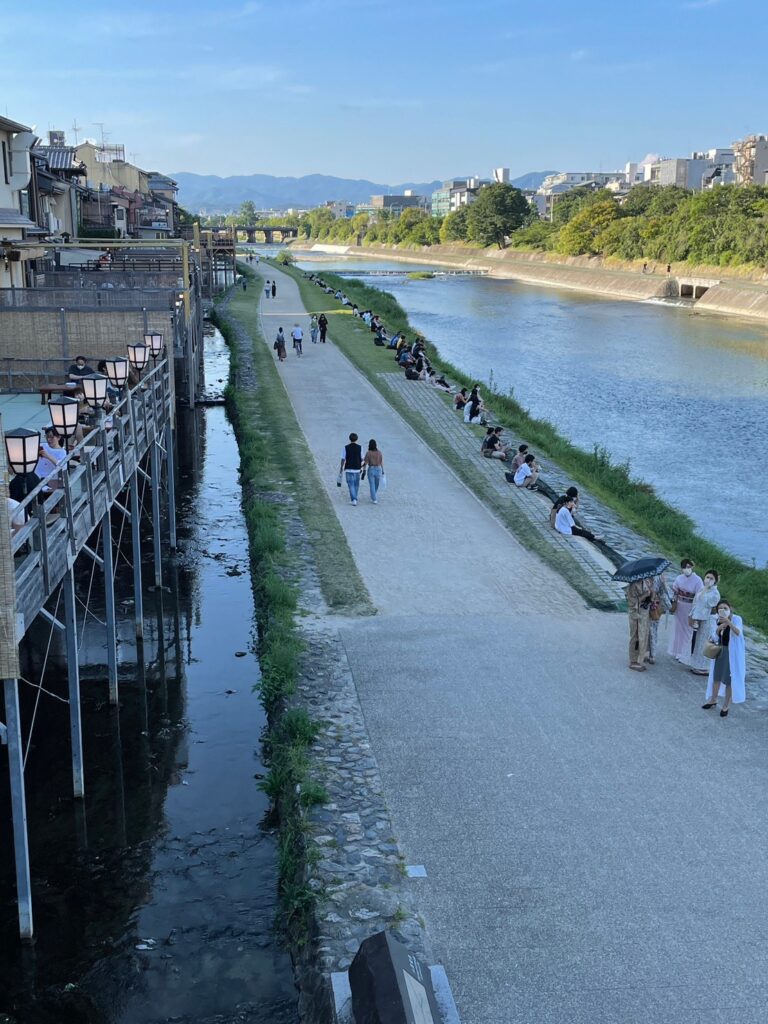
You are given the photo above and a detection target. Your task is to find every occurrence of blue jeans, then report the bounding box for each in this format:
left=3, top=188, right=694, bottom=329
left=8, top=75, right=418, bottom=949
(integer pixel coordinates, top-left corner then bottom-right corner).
left=345, top=471, right=360, bottom=501
left=367, top=466, right=382, bottom=500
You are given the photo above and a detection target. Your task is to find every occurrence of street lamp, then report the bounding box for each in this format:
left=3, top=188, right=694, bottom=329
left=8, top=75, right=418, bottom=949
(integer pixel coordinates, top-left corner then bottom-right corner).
left=48, top=395, right=80, bottom=442
left=80, top=372, right=109, bottom=410
left=127, top=342, right=149, bottom=377
left=144, top=331, right=164, bottom=362
left=4, top=427, right=40, bottom=476
left=102, top=356, right=129, bottom=389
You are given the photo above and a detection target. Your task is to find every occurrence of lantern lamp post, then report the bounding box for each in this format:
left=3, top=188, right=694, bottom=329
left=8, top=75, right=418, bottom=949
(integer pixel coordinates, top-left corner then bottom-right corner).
left=5, top=427, right=41, bottom=476
left=48, top=395, right=80, bottom=443
left=127, top=342, right=149, bottom=379
left=80, top=372, right=109, bottom=410
left=143, top=332, right=164, bottom=363
left=102, top=356, right=129, bottom=391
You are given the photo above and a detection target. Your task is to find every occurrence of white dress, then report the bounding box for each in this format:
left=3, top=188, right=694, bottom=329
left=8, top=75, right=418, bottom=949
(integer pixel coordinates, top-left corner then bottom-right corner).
left=684, top=585, right=720, bottom=672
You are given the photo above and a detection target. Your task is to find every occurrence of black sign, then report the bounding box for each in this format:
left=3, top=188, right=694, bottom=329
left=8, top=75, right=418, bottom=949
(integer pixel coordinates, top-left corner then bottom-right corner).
left=349, top=930, right=441, bottom=1024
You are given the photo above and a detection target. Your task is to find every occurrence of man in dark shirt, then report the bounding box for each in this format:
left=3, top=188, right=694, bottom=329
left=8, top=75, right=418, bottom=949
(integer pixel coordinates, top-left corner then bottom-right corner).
left=339, top=432, right=363, bottom=505
left=68, top=355, right=94, bottom=381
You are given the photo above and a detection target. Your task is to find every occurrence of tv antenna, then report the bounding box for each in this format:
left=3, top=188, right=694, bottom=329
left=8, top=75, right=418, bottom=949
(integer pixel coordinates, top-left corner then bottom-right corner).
left=71, top=119, right=82, bottom=145
left=92, top=122, right=109, bottom=150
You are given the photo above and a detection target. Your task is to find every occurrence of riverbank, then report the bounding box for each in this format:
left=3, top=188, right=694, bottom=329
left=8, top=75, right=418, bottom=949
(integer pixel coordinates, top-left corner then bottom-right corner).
left=297, top=242, right=768, bottom=323
left=231, top=263, right=768, bottom=1024
left=277, top=261, right=768, bottom=638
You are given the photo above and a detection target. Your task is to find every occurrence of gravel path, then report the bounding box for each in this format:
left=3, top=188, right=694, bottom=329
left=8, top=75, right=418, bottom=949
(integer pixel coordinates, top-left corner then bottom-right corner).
left=260, top=266, right=768, bottom=1024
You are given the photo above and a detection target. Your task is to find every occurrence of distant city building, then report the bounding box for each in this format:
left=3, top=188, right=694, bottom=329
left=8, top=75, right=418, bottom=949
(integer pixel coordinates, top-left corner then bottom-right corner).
left=325, top=200, right=355, bottom=218
left=643, top=149, right=736, bottom=191
left=492, top=167, right=510, bottom=183
left=535, top=171, right=625, bottom=220
left=430, top=177, right=491, bottom=217
left=369, top=190, right=429, bottom=217
left=732, top=134, right=768, bottom=185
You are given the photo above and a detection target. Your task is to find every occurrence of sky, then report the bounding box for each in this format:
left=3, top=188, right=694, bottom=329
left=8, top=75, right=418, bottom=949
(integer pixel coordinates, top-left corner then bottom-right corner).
left=1, top=0, right=765, bottom=183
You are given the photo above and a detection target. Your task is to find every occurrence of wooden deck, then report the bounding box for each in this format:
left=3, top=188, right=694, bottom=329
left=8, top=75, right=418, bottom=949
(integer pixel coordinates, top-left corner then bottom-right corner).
left=10, top=359, right=174, bottom=638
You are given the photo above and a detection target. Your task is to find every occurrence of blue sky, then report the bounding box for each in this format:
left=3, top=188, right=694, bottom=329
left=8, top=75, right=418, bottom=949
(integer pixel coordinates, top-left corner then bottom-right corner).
left=0, top=0, right=764, bottom=183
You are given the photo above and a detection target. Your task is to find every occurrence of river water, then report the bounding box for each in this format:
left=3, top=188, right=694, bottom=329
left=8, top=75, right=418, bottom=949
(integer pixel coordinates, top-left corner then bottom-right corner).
left=0, top=331, right=297, bottom=1023
left=295, top=252, right=768, bottom=565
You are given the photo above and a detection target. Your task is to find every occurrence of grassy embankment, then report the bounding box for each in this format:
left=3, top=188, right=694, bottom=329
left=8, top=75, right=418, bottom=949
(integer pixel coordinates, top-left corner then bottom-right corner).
left=214, top=266, right=372, bottom=941
left=276, top=261, right=768, bottom=632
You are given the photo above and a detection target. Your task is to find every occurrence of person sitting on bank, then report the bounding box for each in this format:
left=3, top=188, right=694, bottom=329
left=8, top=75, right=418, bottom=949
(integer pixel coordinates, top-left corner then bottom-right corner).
left=454, top=388, right=468, bottom=411
left=405, top=364, right=423, bottom=381
left=549, top=486, right=579, bottom=528
left=68, top=355, right=94, bottom=382
left=464, top=392, right=485, bottom=424
left=554, top=497, right=603, bottom=542
left=432, top=374, right=453, bottom=393
left=483, top=428, right=509, bottom=461
left=510, top=444, right=529, bottom=474
left=513, top=453, right=539, bottom=489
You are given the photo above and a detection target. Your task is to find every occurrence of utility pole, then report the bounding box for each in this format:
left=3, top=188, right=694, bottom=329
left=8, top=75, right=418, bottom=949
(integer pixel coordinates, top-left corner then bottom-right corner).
left=71, top=119, right=82, bottom=146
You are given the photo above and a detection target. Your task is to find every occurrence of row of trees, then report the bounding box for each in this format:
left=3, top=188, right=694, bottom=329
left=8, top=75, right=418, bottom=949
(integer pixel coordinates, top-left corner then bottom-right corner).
left=210, top=182, right=768, bottom=268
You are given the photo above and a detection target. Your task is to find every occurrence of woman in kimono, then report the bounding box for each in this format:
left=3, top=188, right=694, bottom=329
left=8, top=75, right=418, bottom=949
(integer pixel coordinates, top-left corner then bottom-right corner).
left=668, top=558, right=703, bottom=659
left=702, top=599, right=746, bottom=717
left=685, top=569, right=720, bottom=675
left=647, top=571, right=671, bottom=664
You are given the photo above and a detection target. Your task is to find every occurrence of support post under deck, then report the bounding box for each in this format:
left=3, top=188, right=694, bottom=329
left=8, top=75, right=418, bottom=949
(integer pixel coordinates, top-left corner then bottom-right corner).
left=102, top=510, right=118, bottom=704
left=150, top=441, right=163, bottom=589
left=63, top=568, right=84, bottom=799
left=3, top=678, right=33, bottom=939
left=130, top=470, right=144, bottom=639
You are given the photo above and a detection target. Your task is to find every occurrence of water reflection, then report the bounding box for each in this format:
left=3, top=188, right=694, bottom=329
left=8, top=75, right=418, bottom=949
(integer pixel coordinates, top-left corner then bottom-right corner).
left=0, top=333, right=296, bottom=1022
left=298, top=256, right=768, bottom=564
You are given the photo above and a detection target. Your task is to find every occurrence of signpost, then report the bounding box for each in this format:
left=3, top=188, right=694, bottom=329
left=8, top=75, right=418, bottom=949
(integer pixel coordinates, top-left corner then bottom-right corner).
left=349, top=931, right=441, bottom=1024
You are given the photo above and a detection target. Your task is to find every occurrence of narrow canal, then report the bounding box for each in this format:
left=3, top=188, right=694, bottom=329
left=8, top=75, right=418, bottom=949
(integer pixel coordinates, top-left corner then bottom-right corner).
left=295, top=253, right=768, bottom=565
left=0, top=331, right=297, bottom=1023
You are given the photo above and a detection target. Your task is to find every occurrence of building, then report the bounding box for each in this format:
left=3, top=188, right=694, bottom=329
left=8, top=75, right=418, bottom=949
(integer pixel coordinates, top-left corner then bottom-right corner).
left=325, top=200, right=356, bottom=219
left=369, top=190, right=429, bottom=217
left=645, top=149, right=736, bottom=191
left=732, top=135, right=768, bottom=185
left=492, top=167, right=510, bottom=183
left=32, top=133, right=86, bottom=238
left=535, top=171, right=625, bottom=220
left=430, top=177, right=491, bottom=218
left=0, top=115, right=45, bottom=288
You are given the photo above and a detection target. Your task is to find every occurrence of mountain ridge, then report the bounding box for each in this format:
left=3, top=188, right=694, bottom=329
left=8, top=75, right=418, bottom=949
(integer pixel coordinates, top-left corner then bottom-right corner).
left=172, top=170, right=557, bottom=213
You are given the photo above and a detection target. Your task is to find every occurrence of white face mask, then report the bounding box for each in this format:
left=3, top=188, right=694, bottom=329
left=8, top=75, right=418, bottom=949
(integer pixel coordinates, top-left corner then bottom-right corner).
left=719, top=607, right=731, bottom=618
left=683, top=567, right=693, bottom=577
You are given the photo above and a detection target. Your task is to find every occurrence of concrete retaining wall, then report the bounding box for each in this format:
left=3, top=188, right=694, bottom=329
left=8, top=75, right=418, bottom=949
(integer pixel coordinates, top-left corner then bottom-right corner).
left=307, top=243, right=768, bottom=322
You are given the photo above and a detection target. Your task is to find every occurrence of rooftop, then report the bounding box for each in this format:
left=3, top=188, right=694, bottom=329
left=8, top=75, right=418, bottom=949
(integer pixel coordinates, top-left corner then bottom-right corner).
left=0, top=115, right=32, bottom=134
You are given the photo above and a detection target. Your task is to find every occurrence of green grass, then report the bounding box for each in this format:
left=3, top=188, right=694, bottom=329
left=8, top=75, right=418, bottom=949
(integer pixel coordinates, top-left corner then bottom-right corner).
left=278, top=262, right=768, bottom=631
left=222, top=279, right=373, bottom=617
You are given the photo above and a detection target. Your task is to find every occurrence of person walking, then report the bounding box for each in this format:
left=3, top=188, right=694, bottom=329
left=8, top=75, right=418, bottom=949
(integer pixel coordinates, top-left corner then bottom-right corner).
left=362, top=439, right=384, bottom=504
left=669, top=559, right=703, bottom=659
left=271, top=280, right=277, bottom=298
left=685, top=569, right=721, bottom=675
left=702, top=599, right=746, bottom=716
left=339, top=432, right=363, bottom=505
left=264, top=280, right=271, bottom=299
left=241, top=277, right=247, bottom=291
left=310, top=315, right=319, bottom=344
left=647, top=571, right=671, bottom=664
left=291, top=323, right=303, bottom=357
left=274, top=327, right=287, bottom=362
left=626, top=576, right=653, bottom=671
left=318, top=313, right=328, bottom=343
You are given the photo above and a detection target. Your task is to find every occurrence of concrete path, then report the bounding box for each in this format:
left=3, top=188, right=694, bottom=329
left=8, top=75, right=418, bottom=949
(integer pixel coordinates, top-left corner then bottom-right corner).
left=260, top=267, right=768, bottom=1024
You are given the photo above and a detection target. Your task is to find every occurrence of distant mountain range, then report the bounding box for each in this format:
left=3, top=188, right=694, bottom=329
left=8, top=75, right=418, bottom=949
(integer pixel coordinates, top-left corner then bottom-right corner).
left=172, top=170, right=558, bottom=214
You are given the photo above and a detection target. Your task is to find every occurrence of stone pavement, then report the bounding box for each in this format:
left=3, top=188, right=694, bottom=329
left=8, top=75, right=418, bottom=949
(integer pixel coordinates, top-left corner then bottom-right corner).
left=257, top=266, right=768, bottom=1024
left=380, top=375, right=629, bottom=609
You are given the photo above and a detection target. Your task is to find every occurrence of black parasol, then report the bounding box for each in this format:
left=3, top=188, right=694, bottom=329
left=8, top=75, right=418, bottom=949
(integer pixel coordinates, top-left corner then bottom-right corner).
left=612, top=556, right=671, bottom=583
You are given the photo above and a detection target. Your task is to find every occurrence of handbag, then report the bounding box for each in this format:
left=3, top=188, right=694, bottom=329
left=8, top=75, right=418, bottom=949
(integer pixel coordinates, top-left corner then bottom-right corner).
left=336, top=472, right=342, bottom=488
left=379, top=472, right=387, bottom=493
left=649, top=601, right=663, bottom=622
left=669, top=599, right=678, bottom=615
left=703, top=640, right=722, bottom=660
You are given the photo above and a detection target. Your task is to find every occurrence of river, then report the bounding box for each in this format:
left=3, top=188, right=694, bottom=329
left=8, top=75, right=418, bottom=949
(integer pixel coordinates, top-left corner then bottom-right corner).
left=0, top=330, right=297, bottom=1023
left=292, top=251, right=768, bottom=566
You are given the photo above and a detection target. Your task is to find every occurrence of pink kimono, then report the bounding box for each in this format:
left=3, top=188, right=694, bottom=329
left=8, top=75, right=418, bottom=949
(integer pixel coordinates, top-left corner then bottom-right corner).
left=668, top=571, right=703, bottom=658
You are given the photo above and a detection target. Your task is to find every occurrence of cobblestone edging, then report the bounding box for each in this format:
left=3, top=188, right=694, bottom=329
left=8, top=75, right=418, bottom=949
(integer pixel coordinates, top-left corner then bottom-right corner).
left=293, top=623, right=433, bottom=1022
left=220, top=295, right=436, bottom=1023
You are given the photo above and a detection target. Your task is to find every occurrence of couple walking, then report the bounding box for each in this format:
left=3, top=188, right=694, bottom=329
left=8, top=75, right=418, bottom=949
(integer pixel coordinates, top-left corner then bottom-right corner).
left=338, top=433, right=385, bottom=505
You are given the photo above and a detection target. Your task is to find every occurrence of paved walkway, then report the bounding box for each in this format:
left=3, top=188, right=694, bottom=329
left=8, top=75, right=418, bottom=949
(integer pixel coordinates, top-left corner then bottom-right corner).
left=258, top=267, right=768, bottom=1024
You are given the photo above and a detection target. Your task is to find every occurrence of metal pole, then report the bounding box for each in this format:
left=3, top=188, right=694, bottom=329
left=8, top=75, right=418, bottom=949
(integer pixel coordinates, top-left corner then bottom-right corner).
left=130, top=470, right=144, bottom=639
left=3, top=679, right=33, bottom=938
left=102, top=510, right=118, bottom=704
left=165, top=420, right=177, bottom=550
left=150, top=441, right=162, bottom=589
left=63, top=568, right=84, bottom=799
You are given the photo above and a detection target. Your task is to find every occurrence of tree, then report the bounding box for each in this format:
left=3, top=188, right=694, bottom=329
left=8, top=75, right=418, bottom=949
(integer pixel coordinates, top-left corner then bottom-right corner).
left=237, top=200, right=258, bottom=224
left=556, top=200, right=619, bottom=255
left=466, top=184, right=530, bottom=248
left=552, top=186, right=613, bottom=227
left=439, top=206, right=470, bottom=243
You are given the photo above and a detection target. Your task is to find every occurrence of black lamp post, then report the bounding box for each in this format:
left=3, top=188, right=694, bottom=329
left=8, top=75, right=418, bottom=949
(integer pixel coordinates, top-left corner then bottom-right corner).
left=48, top=395, right=80, bottom=444
left=144, top=332, right=164, bottom=364
left=5, top=427, right=41, bottom=501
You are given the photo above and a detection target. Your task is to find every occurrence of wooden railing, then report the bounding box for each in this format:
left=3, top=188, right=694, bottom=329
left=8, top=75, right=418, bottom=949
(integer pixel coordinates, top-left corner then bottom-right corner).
left=10, top=359, right=174, bottom=638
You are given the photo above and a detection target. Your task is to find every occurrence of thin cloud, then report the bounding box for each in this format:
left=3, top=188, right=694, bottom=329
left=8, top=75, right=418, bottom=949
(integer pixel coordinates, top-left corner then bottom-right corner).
left=570, top=49, right=588, bottom=61
left=681, top=0, right=722, bottom=8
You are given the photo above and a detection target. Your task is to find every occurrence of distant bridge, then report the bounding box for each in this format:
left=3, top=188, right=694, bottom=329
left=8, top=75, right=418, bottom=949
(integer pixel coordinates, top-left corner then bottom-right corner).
left=204, top=224, right=300, bottom=244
